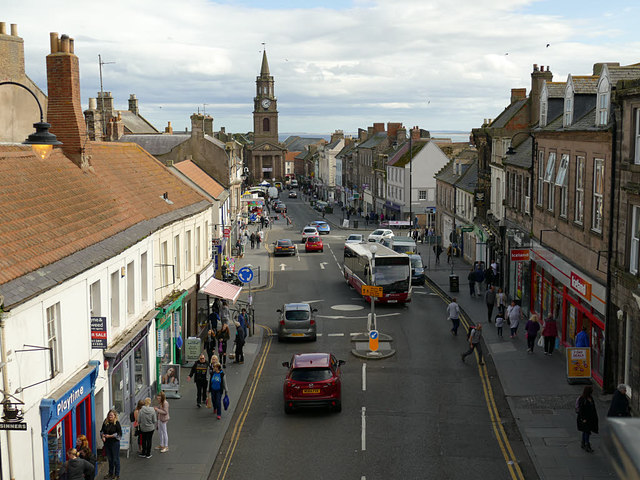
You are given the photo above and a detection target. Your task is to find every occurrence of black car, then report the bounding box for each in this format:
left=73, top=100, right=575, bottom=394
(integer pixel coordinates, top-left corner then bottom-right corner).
left=409, top=254, right=425, bottom=285
left=274, top=239, right=296, bottom=256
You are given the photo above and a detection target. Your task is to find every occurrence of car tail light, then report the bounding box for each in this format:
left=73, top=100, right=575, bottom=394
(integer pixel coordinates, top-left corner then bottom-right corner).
left=310, top=319, right=315, bottom=325
left=279, top=319, right=285, bottom=325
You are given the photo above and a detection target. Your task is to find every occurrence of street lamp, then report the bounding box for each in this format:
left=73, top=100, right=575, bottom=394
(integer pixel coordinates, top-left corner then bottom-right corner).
left=368, top=244, right=377, bottom=332
left=0, top=81, right=62, bottom=159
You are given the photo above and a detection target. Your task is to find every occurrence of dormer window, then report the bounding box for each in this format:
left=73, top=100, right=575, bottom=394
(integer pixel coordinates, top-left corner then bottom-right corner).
left=540, top=95, right=548, bottom=127
left=563, top=86, right=574, bottom=127
left=596, top=80, right=610, bottom=126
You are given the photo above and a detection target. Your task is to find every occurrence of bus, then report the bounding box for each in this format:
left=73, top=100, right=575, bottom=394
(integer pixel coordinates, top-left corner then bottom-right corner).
left=343, top=243, right=412, bottom=303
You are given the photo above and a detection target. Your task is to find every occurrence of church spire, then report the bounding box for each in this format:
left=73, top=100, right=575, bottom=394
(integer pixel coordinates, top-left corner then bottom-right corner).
left=260, top=49, right=270, bottom=76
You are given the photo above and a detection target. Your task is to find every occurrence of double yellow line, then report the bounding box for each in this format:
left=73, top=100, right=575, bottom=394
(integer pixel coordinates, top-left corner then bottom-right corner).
left=214, top=325, right=273, bottom=480
left=427, top=280, right=525, bottom=480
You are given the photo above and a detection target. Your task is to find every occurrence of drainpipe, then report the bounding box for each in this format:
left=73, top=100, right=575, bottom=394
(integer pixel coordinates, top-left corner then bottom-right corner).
left=0, top=301, right=16, bottom=480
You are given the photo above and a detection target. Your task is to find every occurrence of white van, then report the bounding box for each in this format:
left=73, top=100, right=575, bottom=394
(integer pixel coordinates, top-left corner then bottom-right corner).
left=290, top=179, right=299, bottom=188
left=381, top=235, right=417, bottom=255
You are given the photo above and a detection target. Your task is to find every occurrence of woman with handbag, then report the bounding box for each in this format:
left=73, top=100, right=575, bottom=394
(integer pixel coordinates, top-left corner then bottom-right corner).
left=541, top=316, right=558, bottom=356
left=132, top=399, right=144, bottom=453
left=217, top=323, right=230, bottom=367
left=524, top=314, right=541, bottom=353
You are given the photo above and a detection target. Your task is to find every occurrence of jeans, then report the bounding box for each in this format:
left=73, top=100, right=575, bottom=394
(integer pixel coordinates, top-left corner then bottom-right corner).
left=544, top=336, right=555, bottom=354
left=487, top=303, right=494, bottom=322
left=158, top=420, right=168, bottom=447
left=582, top=431, right=591, bottom=445
left=196, top=380, right=208, bottom=404
left=141, top=430, right=154, bottom=456
left=235, top=341, right=244, bottom=363
left=450, top=317, right=460, bottom=335
left=104, top=440, right=120, bottom=475
left=211, top=389, right=223, bottom=415
left=527, top=334, right=536, bottom=351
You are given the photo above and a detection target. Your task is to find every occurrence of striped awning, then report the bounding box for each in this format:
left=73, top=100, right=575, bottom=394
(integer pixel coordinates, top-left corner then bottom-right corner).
left=199, top=277, right=243, bottom=303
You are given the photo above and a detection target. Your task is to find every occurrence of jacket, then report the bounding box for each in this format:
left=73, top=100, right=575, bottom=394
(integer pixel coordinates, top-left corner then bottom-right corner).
left=607, top=390, right=631, bottom=417
left=155, top=400, right=170, bottom=422
left=138, top=405, right=157, bottom=432
left=542, top=319, right=558, bottom=337
left=485, top=289, right=496, bottom=306
left=189, top=360, right=209, bottom=383
left=61, top=457, right=94, bottom=480
left=577, top=396, right=599, bottom=434
left=576, top=331, right=589, bottom=347
left=99, top=421, right=121, bottom=444
left=525, top=320, right=540, bottom=337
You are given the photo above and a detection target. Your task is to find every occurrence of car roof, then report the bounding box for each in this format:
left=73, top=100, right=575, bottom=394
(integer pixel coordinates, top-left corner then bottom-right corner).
left=284, top=303, right=311, bottom=311
left=292, top=352, right=331, bottom=368
left=277, top=239, right=293, bottom=244
left=304, top=226, right=318, bottom=231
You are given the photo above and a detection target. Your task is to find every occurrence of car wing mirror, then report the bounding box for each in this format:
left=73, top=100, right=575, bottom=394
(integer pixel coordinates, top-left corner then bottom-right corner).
left=338, top=360, right=346, bottom=366
left=282, top=361, right=290, bottom=368
left=276, top=309, right=282, bottom=313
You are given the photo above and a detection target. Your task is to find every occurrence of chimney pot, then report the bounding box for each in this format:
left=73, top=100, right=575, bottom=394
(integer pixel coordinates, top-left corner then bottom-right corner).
left=10, top=23, right=17, bottom=36
left=0, top=23, right=5, bottom=35
left=69, top=38, right=74, bottom=54
left=50, top=32, right=58, bottom=53
left=60, top=34, right=69, bottom=53
left=88, top=98, right=97, bottom=109
left=533, top=63, right=538, bottom=71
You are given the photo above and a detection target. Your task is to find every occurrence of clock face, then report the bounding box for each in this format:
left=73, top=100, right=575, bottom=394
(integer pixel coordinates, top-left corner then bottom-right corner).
left=261, top=99, right=271, bottom=109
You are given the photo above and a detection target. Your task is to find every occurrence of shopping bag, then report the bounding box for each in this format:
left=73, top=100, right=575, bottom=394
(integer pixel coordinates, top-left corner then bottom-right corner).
left=223, top=393, right=230, bottom=411
left=537, top=336, right=544, bottom=348
left=206, top=394, right=212, bottom=409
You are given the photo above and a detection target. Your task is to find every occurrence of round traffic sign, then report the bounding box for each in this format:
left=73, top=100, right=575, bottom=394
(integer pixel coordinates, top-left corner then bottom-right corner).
left=237, top=267, right=254, bottom=283
left=369, top=330, right=379, bottom=352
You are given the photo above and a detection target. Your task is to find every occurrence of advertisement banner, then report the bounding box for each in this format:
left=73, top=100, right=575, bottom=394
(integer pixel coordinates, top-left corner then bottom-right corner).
left=90, top=316, right=107, bottom=349
left=566, top=347, right=591, bottom=382
left=160, top=364, right=180, bottom=392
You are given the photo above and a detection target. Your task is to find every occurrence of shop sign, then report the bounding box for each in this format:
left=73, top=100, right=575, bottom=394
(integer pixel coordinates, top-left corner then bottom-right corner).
left=570, top=272, right=592, bottom=301
left=566, top=347, right=591, bottom=382
left=223, top=228, right=230, bottom=239
left=156, top=328, right=165, bottom=358
left=186, top=337, right=202, bottom=363
left=511, top=249, right=530, bottom=262
left=0, top=422, right=27, bottom=431
left=90, top=316, right=107, bottom=349
left=109, top=323, right=150, bottom=367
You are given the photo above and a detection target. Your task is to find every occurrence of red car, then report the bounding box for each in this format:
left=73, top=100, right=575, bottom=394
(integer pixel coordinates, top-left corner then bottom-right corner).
left=282, top=353, right=345, bottom=414
left=305, top=235, right=324, bottom=252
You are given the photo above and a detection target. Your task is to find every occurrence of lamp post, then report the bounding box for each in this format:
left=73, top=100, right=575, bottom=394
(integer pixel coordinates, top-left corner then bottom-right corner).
left=409, top=132, right=413, bottom=230
left=0, top=81, right=62, bottom=158
left=369, top=244, right=377, bottom=332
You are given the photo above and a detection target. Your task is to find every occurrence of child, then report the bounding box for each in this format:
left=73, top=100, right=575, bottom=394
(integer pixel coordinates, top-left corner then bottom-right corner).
left=495, top=310, right=505, bottom=338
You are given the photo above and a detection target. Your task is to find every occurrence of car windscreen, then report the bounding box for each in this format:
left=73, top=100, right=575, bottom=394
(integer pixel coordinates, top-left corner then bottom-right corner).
left=278, top=240, right=293, bottom=246
left=291, top=367, right=332, bottom=382
left=410, top=256, right=423, bottom=268
left=308, top=236, right=321, bottom=242
left=285, top=310, right=310, bottom=321
left=372, top=230, right=384, bottom=235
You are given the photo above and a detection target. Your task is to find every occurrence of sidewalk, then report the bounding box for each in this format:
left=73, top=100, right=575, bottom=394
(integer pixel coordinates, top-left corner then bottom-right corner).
left=417, top=247, right=616, bottom=480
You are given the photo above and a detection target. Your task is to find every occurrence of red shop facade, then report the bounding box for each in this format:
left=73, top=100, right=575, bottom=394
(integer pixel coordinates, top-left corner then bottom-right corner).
left=528, top=247, right=607, bottom=385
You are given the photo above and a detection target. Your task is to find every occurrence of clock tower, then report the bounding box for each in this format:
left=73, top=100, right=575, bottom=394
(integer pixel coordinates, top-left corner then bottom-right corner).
left=249, top=49, right=286, bottom=182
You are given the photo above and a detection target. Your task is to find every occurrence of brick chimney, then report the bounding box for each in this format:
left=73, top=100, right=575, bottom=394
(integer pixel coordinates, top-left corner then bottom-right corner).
left=203, top=115, right=213, bottom=136
left=190, top=113, right=204, bottom=138
left=387, top=122, right=402, bottom=139
left=410, top=126, right=420, bottom=141
left=46, top=32, right=87, bottom=158
left=128, top=94, right=139, bottom=115
left=373, top=122, right=385, bottom=134
left=164, top=121, right=173, bottom=134
left=511, top=88, right=527, bottom=103
left=105, top=112, right=124, bottom=141
left=530, top=64, right=552, bottom=126
left=0, top=22, right=25, bottom=78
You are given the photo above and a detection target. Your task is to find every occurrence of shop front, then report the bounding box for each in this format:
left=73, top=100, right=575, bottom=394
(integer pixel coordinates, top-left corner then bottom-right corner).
left=529, top=246, right=607, bottom=385
left=104, top=312, right=154, bottom=424
left=155, top=290, right=187, bottom=395
left=40, top=362, right=99, bottom=480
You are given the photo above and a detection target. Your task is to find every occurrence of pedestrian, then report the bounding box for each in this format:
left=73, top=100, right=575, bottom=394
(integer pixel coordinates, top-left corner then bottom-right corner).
left=188, top=353, right=209, bottom=407
left=576, top=326, right=590, bottom=347
left=495, top=310, right=505, bottom=338
left=607, top=384, right=631, bottom=417
left=485, top=285, right=496, bottom=323
left=257, top=230, right=263, bottom=248
left=238, top=307, right=249, bottom=338
left=484, top=266, right=494, bottom=289
left=576, top=385, right=599, bottom=452
left=446, top=297, right=461, bottom=336
left=234, top=320, right=245, bottom=364
left=209, top=362, right=229, bottom=420
left=506, top=300, right=522, bottom=338
left=204, top=328, right=217, bottom=362
left=434, top=244, right=443, bottom=264
left=99, top=410, right=122, bottom=478
left=541, top=315, right=558, bottom=355
left=220, top=300, right=230, bottom=325
left=59, top=448, right=94, bottom=480
left=474, top=265, right=485, bottom=296
left=467, top=268, right=476, bottom=297
left=525, top=314, right=541, bottom=353
left=131, top=399, right=144, bottom=454
left=75, top=435, right=96, bottom=480
left=217, top=322, right=230, bottom=367
left=462, top=323, right=484, bottom=365
left=496, top=288, right=507, bottom=316
left=137, top=397, right=157, bottom=458
left=154, top=391, right=170, bottom=453
left=250, top=232, right=256, bottom=249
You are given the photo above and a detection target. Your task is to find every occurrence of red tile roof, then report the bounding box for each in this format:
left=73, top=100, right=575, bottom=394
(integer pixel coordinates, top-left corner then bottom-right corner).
left=173, top=159, right=225, bottom=199
left=0, top=142, right=208, bottom=285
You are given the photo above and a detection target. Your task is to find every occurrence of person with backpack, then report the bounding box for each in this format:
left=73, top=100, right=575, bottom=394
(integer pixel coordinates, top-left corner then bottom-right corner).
left=576, top=385, right=599, bottom=452
left=188, top=353, right=210, bottom=408
left=59, top=448, right=94, bottom=480
left=462, top=323, right=484, bottom=365
left=209, top=363, right=229, bottom=420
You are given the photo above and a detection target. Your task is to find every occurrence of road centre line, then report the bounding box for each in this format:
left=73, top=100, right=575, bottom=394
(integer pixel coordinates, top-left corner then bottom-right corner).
left=361, top=406, right=366, bottom=451
left=362, top=363, right=366, bottom=391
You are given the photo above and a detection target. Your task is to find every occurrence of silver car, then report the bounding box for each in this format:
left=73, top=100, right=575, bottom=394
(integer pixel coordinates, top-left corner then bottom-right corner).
left=277, top=303, right=317, bottom=341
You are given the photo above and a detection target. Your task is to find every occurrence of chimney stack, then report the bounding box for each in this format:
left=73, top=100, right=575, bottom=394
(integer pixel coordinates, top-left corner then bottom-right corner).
left=530, top=63, right=553, bottom=126
left=191, top=113, right=204, bottom=138
left=203, top=115, right=213, bottom=136
left=0, top=22, right=26, bottom=80
left=105, top=113, right=124, bottom=141
left=128, top=94, right=139, bottom=115
left=46, top=32, right=87, bottom=159
left=165, top=121, right=173, bottom=134
left=511, top=88, right=527, bottom=103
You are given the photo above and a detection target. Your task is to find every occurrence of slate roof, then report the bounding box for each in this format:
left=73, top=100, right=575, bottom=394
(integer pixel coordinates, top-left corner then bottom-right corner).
left=358, top=132, right=387, bottom=149
left=0, top=143, right=209, bottom=306
left=503, top=136, right=532, bottom=169
left=489, top=99, right=528, bottom=129
left=565, top=108, right=604, bottom=131
left=118, top=110, right=159, bottom=134
left=173, top=160, right=225, bottom=199
left=326, top=138, right=342, bottom=149
left=120, top=134, right=189, bottom=155
left=435, top=160, right=471, bottom=185
left=608, top=66, right=640, bottom=85
left=283, top=136, right=325, bottom=151
left=571, top=76, right=598, bottom=94
left=336, top=143, right=356, bottom=158
left=546, top=82, right=566, bottom=98
left=457, top=160, right=478, bottom=193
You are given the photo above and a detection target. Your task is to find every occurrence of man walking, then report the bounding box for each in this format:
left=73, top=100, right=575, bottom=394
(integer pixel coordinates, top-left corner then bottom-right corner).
left=447, top=298, right=461, bottom=336
left=434, top=244, right=443, bottom=264
left=462, top=323, right=484, bottom=365
left=187, top=354, right=209, bottom=407
left=467, top=268, right=476, bottom=297
left=485, top=286, right=496, bottom=323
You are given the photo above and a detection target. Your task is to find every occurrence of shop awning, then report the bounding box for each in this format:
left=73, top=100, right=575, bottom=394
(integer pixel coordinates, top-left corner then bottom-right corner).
left=200, top=277, right=243, bottom=303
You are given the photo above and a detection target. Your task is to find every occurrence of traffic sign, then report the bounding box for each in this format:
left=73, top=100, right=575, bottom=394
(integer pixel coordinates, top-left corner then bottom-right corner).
left=362, top=285, right=383, bottom=297
left=237, top=267, right=254, bottom=283
left=369, top=330, right=379, bottom=352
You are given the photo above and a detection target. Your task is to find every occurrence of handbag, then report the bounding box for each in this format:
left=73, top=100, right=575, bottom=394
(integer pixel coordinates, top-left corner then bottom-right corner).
left=537, top=336, right=545, bottom=348
left=223, top=393, right=230, bottom=411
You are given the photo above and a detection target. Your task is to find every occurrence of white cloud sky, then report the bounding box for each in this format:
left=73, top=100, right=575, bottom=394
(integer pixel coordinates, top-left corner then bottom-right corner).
left=4, top=0, right=640, bottom=135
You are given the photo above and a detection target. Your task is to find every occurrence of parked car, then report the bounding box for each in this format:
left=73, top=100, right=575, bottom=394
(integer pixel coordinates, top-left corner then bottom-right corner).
left=301, top=226, right=319, bottom=243
left=277, top=303, right=317, bottom=342
left=408, top=254, right=425, bottom=285
left=282, top=352, right=344, bottom=414
left=274, top=202, right=287, bottom=213
left=381, top=236, right=417, bottom=254
left=305, top=236, right=324, bottom=253
left=367, top=229, right=394, bottom=243
left=273, top=239, right=296, bottom=256
left=288, top=191, right=298, bottom=198
left=309, top=220, right=330, bottom=234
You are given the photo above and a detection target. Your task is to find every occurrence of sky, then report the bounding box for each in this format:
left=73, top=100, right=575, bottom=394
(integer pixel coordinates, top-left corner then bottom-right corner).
left=4, top=0, right=640, bottom=136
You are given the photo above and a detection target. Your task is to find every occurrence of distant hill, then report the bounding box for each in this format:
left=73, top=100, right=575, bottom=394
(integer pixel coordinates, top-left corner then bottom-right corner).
left=279, top=131, right=470, bottom=143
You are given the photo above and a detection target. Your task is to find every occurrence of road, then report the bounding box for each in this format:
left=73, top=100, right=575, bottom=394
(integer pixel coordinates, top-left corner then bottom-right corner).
left=209, top=195, right=536, bottom=480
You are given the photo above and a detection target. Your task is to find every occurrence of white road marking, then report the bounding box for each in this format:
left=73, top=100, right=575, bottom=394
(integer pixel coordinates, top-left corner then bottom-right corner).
left=327, top=333, right=344, bottom=337
left=320, top=262, right=328, bottom=269
left=361, top=406, right=367, bottom=451
left=319, top=312, right=401, bottom=320
left=362, top=363, right=366, bottom=391
left=279, top=263, right=286, bottom=271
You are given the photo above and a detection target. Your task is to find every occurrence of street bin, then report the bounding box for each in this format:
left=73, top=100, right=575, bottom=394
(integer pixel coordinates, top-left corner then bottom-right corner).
left=449, top=274, right=459, bottom=292
left=353, top=220, right=359, bottom=229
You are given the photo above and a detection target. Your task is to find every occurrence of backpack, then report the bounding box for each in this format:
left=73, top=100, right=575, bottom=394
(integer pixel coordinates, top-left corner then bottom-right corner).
left=210, top=371, right=222, bottom=391
left=129, top=410, right=135, bottom=422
